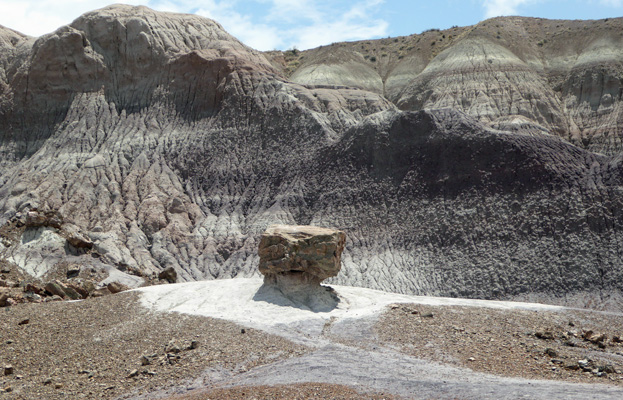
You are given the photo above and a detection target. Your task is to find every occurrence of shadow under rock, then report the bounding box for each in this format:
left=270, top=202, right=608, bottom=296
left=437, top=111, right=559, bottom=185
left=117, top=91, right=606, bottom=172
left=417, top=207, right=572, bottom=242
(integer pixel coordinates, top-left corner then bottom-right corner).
left=252, top=281, right=341, bottom=313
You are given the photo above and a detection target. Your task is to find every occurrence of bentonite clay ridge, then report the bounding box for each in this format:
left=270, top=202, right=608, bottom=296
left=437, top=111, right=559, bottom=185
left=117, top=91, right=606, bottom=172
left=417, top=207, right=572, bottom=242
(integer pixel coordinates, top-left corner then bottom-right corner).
left=1, top=5, right=623, bottom=310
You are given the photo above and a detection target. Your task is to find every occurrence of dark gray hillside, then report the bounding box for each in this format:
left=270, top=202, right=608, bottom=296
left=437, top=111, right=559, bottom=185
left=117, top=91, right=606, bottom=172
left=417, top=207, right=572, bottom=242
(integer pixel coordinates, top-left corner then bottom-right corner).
left=309, top=109, right=623, bottom=307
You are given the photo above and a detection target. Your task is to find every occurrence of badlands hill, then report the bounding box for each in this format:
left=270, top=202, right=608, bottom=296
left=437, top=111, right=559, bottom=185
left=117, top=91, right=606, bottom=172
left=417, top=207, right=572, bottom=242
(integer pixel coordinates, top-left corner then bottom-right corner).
left=1, top=5, right=623, bottom=309
left=268, top=17, right=623, bottom=155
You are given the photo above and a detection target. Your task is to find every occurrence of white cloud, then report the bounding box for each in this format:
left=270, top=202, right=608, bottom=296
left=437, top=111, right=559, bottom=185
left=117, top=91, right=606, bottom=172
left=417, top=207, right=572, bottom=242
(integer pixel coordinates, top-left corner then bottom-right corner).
left=0, top=1, right=150, bottom=36
left=0, top=0, right=388, bottom=51
left=600, top=0, right=623, bottom=6
left=269, top=0, right=388, bottom=50
left=196, top=4, right=284, bottom=50
left=482, top=0, right=535, bottom=18
left=288, top=2, right=389, bottom=50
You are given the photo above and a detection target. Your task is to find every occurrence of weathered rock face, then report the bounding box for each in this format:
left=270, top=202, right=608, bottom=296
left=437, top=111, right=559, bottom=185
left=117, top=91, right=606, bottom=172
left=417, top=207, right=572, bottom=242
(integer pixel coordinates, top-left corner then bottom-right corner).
left=256, top=225, right=345, bottom=312
left=1, top=6, right=623, bottom=310
left=258, top=225, right=346, bottom=283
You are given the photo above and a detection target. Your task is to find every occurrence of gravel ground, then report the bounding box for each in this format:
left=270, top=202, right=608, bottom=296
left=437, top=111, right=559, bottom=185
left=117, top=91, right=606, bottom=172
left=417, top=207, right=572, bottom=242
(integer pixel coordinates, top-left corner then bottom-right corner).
left=3, top=283, right=623, bottom=399
left=0, top=292, right=307, bottom=399
left=376, top=304, right=623, bottom=385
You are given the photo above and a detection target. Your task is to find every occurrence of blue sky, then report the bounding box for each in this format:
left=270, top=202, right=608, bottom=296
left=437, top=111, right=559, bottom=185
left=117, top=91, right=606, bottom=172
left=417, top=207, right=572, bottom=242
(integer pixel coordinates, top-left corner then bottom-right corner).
left=0, top=0, right=622, bottom=50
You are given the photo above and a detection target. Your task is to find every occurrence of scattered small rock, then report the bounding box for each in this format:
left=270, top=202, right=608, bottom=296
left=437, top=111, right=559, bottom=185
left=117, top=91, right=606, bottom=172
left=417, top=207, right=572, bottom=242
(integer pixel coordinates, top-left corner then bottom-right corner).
left=544, top=348, right=557, bottom=357
left=91, top=288, right=111, bottom=297
left=127, top=369, right=139, bottom=378
left=0, top=279, right=16, bottom=288
left=17, top=318, right=29, bottom=326
left=54, top=383, right=63, bottom=389
left=44, top=281, right=67, bottom=299
left=24, top=283, right=43, bottom=295
left=141, top=355, right=152, bottom=366
left=44, top=295, right=63, bottom=302
left=468, top=357, right=476, bottom=362
left=421, top=312, right=434, bottom=318
left=165, top=341, right=181, bottom=354
left=66, top=264, right=81, bottom=278
left=43, top=378, right=52, bottom=385
left=588, top=333, right=607, bottom=344
left=66, top=282, right=89, bottom=299
left=578, top=359, right=592, bottom=371
left=24, top=292, right=43, bottom=303
left=189, top=340, right=199, bottom=350
left=241, top=328, right=246, bottom=334
left=64, top=227, right=94, bottom=249
left=0, top=293, right=9, bottom=307
left=4, top=365, right=14, bottom=375
left=564, top=362, right=580, bottom=371
left=535, top=331, right=555, bottom=340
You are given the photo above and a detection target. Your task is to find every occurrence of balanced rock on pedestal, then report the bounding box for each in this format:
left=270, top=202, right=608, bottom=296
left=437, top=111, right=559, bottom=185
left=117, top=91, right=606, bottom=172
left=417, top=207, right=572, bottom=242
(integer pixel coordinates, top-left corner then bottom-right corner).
left=256, top=225, right=346, bottom=311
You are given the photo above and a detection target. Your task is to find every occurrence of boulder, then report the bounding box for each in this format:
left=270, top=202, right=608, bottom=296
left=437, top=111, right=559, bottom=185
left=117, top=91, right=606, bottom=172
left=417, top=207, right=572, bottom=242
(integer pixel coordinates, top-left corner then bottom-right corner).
left=0, top=293, right=9, bottom=307
left=24, top=211, right=63, bottom=229
left=256, top=225, right=346, bottom=312
left=63, top=225, right=94, bottom=249
left=258, top=224, right=346, bottom=283
left=25, top=211, right=47, bottom=227
left=66, top=282, right=89, bottom=299
left=44, top=281, right=68, bottom=298
left=107, top=282, right=130, bottom=294
left=24, top=283, right=43, bottom=295
left=158, top=267, right=177, bottom=283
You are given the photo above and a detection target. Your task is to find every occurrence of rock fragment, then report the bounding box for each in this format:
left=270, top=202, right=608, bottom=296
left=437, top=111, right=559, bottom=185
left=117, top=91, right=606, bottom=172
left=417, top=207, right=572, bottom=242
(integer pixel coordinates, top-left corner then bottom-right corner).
left=158, top=267, right=177, bottom=283
left=0, top=293, right=9, bottom=307
left=544, top=348, right=557, bottom=357
left=64, top=225, right=94, bottom=249
left=44, top=281, right=68, bottom=298
left=535, top=331, right=555, bottom=340
left=107, top=282, right=130, bottom=294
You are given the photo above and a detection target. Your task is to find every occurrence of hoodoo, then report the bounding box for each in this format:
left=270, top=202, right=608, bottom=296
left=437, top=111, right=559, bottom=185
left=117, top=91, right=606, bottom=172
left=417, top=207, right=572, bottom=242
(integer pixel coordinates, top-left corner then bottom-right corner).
left=256, top=225, right=346, bottom=311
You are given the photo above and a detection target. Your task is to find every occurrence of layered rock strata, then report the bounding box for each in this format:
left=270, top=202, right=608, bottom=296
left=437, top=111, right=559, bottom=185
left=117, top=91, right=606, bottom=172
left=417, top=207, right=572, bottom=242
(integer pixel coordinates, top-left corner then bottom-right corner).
left=277, top=17, right=623, bottom=155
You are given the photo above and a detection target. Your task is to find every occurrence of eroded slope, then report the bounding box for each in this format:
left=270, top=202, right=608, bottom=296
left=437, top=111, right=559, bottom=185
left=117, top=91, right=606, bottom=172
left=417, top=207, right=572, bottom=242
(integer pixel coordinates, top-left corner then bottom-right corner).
left=1, top=7, right=623, bottom=309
